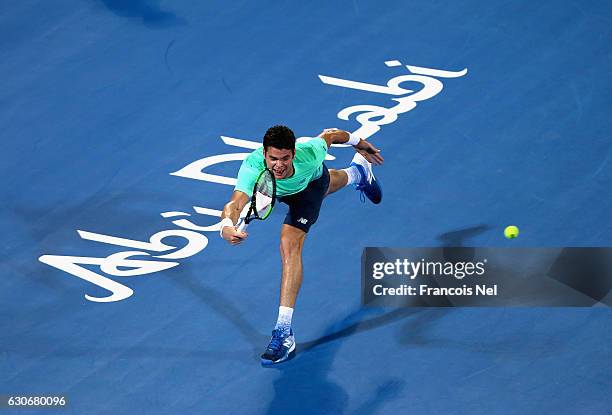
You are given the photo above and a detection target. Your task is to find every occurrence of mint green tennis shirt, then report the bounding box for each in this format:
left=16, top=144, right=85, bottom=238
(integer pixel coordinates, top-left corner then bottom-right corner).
left=235, top=137, right=328, bottom=197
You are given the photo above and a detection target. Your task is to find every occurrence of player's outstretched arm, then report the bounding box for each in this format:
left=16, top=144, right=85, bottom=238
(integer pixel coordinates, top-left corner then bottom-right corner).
left=220, top=191, right=249, bottom=245
left=318, top=128, right=384, bottom=165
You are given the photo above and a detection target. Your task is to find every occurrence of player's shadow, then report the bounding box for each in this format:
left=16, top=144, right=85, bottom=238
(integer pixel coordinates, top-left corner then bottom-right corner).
left=436, top=224, right=491, bottom=247
left=394, top=308, right=588, bottom=362
left=263, top=307, right=420, bottom=415
left=433, top=224, right=492, bottom=306
left=98, top=0, right=186, bottom=28
left=396, top=225, right=587, bottom=355
left=350, top=378, right=405, bottom=415
left=168, top=263, right=416, bottom=414
left=298, top=308, right=418, bottom=352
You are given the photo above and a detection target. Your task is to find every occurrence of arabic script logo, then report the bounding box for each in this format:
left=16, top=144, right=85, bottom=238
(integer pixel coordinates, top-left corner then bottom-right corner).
left=319, top=60, right=467, bottom=140
left=38, top=60, right=467, bottom=303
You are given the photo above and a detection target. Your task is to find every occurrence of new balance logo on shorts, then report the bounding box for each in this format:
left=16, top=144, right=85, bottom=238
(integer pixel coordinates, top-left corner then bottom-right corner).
left=297, top=218, right=308, bottom=225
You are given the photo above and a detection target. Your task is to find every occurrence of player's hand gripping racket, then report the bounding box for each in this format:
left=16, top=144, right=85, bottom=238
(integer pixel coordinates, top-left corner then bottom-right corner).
left=237, top=168, right=276, bottom=233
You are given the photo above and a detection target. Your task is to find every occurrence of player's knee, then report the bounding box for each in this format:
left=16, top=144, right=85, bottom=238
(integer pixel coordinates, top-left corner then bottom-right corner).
left=279, top=236, right=299, bottom=256
left=279, top=232, right=305, bottom=257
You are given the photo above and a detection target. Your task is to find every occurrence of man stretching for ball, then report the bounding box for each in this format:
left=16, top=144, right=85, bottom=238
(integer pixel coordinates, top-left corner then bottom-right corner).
left=220, top=125, right=383, bottom=365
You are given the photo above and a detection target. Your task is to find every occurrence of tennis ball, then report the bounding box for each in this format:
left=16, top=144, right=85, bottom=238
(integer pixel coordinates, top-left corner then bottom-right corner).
left=504, top=225, right=519, bottom=239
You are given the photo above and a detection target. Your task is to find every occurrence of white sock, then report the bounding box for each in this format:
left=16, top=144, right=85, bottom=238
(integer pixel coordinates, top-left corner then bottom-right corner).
left=342, top=166, right=361, bottom=186
left=275, top=306, right=293, bottom=331
left=351, top=153, right=372, bottom=181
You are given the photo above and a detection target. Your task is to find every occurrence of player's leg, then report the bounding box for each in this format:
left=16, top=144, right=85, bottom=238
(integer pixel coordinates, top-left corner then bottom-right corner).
left=260, top=228, right=309, bottom=365
left=279, top=224, right=306, bottom=309
left=260, top=224, right=304, bottom=365
left=261, top=167, right=329, bottom=365
left=326, top=169, right=348, bottom=195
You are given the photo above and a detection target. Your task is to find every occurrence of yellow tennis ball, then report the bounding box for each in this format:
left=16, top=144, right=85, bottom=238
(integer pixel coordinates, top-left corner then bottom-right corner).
left=504, top=225, right=519, bottom=239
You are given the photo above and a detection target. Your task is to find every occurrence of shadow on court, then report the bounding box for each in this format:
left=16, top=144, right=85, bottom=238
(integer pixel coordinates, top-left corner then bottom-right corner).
left=166, top=262, right=426, bottom=414
left=437, top=224, right=491, bottom=247
left=263, top=307, right=432, bottom=415
left=98, top=0, right=186, bottom=28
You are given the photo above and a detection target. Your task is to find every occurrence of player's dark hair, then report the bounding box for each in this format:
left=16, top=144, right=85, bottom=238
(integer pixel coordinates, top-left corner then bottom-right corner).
left=263, top=125, right=296, bottom=153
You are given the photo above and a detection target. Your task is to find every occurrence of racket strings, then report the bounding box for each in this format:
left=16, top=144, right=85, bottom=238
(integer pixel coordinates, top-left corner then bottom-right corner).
left=254, top=191, right=273, bottom=216
left=253, top=171, right=275, bottom=217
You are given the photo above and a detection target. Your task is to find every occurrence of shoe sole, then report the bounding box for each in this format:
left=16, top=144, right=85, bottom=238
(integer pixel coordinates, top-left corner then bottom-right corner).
left=260, top=342, right=296, bottom=365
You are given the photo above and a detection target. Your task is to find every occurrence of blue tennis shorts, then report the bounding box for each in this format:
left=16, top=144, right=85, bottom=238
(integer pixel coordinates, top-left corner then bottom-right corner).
left=278, top=164, right=330, bottom=233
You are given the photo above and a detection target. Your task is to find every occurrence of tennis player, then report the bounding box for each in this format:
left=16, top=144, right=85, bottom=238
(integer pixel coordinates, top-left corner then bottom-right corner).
left=220, top=125, right=383, bottom=364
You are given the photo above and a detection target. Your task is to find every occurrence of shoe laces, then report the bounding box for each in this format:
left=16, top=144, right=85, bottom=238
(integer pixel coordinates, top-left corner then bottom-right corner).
left=353, top=163, right=370, bottom=203
left=355, top=185, right=366, bottom=203
left=268, top=329, right=286, bottom=351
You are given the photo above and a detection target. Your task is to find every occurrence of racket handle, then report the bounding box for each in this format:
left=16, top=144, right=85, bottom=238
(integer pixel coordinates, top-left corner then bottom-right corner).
left=237, top=221, right=248, bottom=233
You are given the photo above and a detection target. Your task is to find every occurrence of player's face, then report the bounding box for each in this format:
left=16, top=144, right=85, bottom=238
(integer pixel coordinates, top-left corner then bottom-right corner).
left=264, top=147, right=295, bottom=179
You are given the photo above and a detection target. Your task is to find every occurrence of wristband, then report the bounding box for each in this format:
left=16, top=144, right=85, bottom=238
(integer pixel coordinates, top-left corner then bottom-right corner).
left=347, top=133, right=361, bottom=146
left=219, top=217, right=234, bottom=238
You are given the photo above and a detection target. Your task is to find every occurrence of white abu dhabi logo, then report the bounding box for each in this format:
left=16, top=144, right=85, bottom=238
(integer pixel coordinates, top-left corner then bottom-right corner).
left=38, top=59, right=468, bottom=303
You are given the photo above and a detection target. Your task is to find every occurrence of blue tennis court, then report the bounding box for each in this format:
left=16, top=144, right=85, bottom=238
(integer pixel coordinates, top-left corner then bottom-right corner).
left=1, top=1, right=610, bottom=413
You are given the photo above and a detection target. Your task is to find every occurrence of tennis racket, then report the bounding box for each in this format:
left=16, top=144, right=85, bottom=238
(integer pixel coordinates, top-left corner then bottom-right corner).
left=238, top=168, right=276, bottom=232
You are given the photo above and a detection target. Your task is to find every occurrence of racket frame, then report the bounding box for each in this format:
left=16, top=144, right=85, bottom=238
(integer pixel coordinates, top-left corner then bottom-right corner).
left=238, top=168, right=276, bottom=232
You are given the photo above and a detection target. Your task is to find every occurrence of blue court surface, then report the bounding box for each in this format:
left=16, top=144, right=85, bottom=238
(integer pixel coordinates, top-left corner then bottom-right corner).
left=1, top=1, right=611, bottom=414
